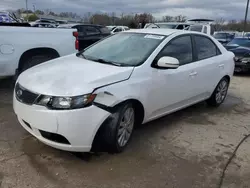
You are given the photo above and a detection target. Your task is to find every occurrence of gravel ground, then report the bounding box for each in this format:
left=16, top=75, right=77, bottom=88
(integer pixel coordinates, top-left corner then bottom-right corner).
left=0, top=75, right=250, bottom=188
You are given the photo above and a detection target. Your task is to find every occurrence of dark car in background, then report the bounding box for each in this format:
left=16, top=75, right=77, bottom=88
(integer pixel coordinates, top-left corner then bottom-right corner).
left=213, top=32, right=235, bottom=45
left=225, top=37, right=250, bottom=50
left=57, top=24, right=111, bottom=51
left=225, top=37, right=250, bottom=73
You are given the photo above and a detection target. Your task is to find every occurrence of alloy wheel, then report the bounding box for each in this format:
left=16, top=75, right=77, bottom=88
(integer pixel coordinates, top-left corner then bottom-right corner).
left=215, top=80, right=228, bottom=104
left=117, top=107, right=135, bottom=147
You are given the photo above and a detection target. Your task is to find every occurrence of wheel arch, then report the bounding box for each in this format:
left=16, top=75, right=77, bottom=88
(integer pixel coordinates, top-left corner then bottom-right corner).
left=223, top=75, right=230, bottom=83
left=18, top=47, right=60, bottom=71
left=91, top=98, right=145, bottom=151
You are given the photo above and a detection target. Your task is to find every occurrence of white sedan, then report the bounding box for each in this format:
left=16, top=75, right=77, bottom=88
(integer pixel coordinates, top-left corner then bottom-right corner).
left=13, top=29, right=235, bottom=153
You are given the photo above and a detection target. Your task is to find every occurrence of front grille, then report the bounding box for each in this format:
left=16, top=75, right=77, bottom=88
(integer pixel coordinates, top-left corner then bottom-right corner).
left=15, top=83, right=39, bottom=105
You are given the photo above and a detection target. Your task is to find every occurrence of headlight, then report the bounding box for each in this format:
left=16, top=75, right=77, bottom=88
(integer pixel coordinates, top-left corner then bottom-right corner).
left=36, top=94, right=96, bottom=109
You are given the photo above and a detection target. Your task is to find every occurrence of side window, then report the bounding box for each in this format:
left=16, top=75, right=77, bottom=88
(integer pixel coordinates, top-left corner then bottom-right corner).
left=203, top=26, right=207, bottom=34
left=84, top=26, right=100, bottom=35
left=176, top=25, right=184, bottom=30
left=73, top=25, right=84, bottom=32
left=156, top=35, right=193, bottom=65
left=194, top=35, right=219, bottom=60
left=114, top=28, right=123, bottom=33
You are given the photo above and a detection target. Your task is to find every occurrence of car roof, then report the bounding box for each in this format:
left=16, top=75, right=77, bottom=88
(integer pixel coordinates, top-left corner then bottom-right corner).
left=124, top=28, right=197, bottom=36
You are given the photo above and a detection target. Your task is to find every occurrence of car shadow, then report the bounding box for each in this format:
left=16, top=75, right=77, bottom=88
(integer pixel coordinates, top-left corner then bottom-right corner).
left=0, top=77, right=14, bottom=90
left=234, top=72, right=250, bottom=77
left=74, top=94, right=243, bottom=161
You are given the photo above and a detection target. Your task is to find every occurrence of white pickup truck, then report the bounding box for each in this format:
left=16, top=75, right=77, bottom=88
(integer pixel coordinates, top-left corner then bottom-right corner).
left=0, top=25, right=77, bottom=78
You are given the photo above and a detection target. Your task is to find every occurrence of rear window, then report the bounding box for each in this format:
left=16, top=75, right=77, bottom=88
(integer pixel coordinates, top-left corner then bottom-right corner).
left=214, top=33, right=227, bottom=39
left=72, top=25, right=84, bottom=32
left=84, top=26, right=100, bottom=35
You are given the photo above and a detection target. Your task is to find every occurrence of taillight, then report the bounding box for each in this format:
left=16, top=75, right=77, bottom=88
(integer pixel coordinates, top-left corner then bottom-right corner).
left=73, top=31, right=79, bottom=50
left=73, top=31, right=78, bottom=37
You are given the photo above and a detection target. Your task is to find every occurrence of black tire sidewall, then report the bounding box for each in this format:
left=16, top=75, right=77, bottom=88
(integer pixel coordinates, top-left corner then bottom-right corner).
left=115, top=103, right=135, bottom=151
left=208, top=77, right=229, bottom=106
left=104, top=103, right=135, bottom=153
left=21, top=55, right=54, bottom=72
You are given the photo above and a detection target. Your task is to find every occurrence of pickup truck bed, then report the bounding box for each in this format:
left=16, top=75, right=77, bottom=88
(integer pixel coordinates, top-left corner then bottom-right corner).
left=0, top=26, right=77, bottom=77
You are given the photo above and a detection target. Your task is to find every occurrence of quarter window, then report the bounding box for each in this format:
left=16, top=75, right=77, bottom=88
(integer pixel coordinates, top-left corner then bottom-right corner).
left=194, top=35, right=218, bottom=60
left=156, top=35, right=193, bottom=65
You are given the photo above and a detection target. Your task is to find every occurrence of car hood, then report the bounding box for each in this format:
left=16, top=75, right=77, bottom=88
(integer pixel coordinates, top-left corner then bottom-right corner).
left=228, top=46, right=250, bottom=59
left=227, top=46, right=250, bottom=52
left=17, top=54, right=134, bottom=96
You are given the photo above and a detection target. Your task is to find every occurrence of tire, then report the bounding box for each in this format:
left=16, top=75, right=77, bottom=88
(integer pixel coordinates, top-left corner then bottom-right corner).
left=99, top=103, right=135, bottom=153
left=20, top=54, right=55, bottom=72
left=13, top=54, right=57, bottom=81
left=206, top=77, right=229, bottom=107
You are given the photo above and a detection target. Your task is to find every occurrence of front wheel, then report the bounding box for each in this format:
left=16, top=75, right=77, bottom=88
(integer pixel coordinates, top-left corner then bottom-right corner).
left=206, top=77, right=229, bottom=107
left=101, top=103, right=135, bottom=153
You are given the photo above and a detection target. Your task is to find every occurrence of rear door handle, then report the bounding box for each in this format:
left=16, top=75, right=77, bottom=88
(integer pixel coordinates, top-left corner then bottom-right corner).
left=189, top=71, right=198, bottom=76
left=219, top=64, right=224, bottom=68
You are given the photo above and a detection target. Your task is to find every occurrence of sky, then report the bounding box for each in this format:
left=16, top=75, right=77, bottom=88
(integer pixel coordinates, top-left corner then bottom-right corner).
left=0, top=0, right=249, bottom=20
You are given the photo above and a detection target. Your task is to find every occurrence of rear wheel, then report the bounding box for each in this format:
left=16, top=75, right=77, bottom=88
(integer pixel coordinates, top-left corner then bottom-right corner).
left=206, top=77, right=229, bottom=107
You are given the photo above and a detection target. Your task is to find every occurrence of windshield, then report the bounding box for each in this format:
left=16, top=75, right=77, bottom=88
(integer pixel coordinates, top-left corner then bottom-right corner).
left=227, top=38, right=250, bottom=47
left=157, top=23, right=177, bottom=29
left=214, top=33, right=227, bottom=39
left=107, top=26, right=116, bottom=31
left=81, top=33, right=166, bottom=66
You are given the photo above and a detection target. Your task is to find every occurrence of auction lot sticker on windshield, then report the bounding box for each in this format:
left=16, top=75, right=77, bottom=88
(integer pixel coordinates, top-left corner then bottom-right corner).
left=144, top=34, right=164, bottom=40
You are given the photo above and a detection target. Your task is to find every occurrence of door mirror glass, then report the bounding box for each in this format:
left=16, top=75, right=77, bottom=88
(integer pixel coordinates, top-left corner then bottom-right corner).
left=157, top=56, right=179, bottom=69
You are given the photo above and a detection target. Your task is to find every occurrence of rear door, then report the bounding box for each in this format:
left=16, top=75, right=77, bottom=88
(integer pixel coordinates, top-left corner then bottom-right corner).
left=191, top=34, right=223, bottom=97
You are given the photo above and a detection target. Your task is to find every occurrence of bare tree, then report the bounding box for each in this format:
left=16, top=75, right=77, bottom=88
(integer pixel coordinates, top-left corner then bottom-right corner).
left=162, top=15, right=173, bottom=22
left=174, top=15, right=187, bottom=22
left=214, top=18, right=225, bottom=31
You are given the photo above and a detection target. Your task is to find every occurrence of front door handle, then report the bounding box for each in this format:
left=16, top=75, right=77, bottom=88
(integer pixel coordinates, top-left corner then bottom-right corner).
left=189, top=71, right=198, bottom=76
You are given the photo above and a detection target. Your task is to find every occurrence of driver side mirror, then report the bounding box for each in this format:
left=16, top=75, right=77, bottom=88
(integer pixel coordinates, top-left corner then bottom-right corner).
left=157, top=56, right=180, bottom=69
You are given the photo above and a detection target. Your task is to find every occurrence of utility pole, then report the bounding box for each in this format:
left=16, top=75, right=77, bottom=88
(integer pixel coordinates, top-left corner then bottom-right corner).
left=244, top=0, right=250, bottom=32
left=25, top=0, right=28, bottom=11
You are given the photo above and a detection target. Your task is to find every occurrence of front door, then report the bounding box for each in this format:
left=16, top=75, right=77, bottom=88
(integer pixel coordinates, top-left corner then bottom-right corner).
left=147, top=35, right=199, bottom=120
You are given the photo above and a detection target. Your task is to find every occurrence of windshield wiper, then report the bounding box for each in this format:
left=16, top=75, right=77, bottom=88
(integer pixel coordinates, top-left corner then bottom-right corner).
left=94, top=58, right=124, bottom=67
left=76, top=52, right=86, bottom=59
